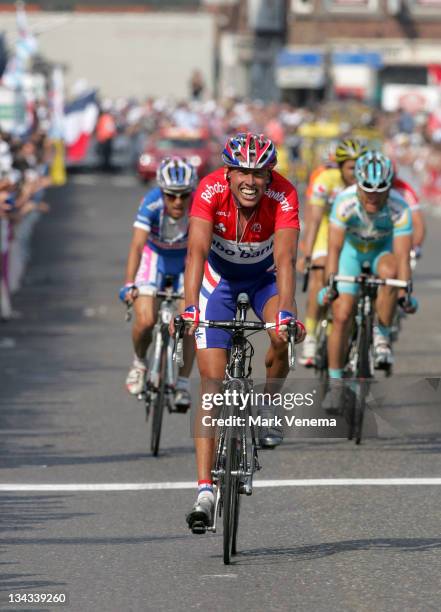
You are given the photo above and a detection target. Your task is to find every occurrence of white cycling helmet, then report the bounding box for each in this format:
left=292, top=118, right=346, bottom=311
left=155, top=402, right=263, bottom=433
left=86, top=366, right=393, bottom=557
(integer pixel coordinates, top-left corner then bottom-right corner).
left=157, top=156, right=197, bottom=193
left=355, top=151, right=394, bottom=193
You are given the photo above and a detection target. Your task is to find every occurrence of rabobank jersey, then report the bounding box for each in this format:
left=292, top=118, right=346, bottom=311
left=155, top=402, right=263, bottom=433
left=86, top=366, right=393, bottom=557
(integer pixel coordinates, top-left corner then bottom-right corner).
left=191, top=168, right=300, bottom=280
left=133, top=186, right=189, bottom=258
left=330, top=185, right=412, bottom=253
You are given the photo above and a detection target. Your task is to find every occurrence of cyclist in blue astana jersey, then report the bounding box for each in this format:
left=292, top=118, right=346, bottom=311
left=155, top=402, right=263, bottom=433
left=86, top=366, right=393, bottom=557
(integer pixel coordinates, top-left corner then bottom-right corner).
left=320, top=151, right=418, bottom=412
left=119, top=157, right=197, bottom=408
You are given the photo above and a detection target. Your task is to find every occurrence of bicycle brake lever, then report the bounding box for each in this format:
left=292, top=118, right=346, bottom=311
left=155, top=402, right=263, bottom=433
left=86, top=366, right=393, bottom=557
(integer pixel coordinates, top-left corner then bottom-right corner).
left=125, top=303, right=133, bottom=322
left=288, top=320, right=296, bottom=371
left=173, top=315, right=184, bottom=367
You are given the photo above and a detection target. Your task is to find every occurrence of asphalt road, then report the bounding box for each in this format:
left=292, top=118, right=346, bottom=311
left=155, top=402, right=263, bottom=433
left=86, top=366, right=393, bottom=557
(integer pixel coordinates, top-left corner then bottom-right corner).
left=0, top=173, right=440, bottom=612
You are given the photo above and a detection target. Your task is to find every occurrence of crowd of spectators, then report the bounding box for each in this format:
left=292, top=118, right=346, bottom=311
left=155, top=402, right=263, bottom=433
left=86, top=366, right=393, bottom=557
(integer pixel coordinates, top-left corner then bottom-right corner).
left=0, top=123, right=54, bottom=319
left=95, top=95, right=441, bottom=208
left=1, top=92, right=439, bottom=318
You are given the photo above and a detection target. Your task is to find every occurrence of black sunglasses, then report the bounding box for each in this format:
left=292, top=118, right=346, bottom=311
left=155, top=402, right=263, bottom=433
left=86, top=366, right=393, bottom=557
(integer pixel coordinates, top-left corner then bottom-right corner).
left=163, top=191, right=192, bottom=200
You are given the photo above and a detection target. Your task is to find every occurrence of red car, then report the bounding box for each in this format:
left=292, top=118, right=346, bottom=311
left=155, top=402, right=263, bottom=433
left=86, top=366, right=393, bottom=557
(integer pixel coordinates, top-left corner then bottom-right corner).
left=138, top=127, right=214, bottom=182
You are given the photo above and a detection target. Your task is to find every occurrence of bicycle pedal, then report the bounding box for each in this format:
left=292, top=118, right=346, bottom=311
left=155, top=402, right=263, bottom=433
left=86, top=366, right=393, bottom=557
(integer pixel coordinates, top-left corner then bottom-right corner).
left=190, top=521, right=208, bottom=535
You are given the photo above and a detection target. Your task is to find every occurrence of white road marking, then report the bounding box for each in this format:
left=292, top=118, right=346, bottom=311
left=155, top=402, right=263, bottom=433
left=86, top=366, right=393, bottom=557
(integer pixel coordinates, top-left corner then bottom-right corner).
left=1, top=478, right=441, bottom=492
left=201, top=575, right=238, bottom=579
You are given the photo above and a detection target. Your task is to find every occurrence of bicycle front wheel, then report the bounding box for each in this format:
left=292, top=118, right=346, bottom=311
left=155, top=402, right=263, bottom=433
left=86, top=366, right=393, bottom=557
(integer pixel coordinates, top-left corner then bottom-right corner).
left=150, top=337, right=167, bottom=457
left=353, top=317, right=373, bottom=444
left=223, top=428, right=241, bottom=564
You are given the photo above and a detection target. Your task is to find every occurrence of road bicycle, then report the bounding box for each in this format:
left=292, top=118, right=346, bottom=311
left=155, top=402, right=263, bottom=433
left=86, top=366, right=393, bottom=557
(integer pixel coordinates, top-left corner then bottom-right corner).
left=127, top=276, right=183, bottom=457
left=174, top=293, right=297, bottom=564
left=326, top=263, right=412, bottom=444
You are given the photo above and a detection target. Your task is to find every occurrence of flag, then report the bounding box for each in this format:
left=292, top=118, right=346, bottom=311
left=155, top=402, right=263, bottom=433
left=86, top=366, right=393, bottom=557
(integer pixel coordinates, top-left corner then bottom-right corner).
left=63, top=91, right=99, bottom=163
left=1, top=0, right=37, bottom=90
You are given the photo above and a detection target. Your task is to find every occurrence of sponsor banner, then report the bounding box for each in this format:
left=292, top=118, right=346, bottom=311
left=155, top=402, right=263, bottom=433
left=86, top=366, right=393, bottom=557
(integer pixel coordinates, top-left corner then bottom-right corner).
left=276, top=49, right=325, bottom=89
left=382, top=84, right=441, bottom=114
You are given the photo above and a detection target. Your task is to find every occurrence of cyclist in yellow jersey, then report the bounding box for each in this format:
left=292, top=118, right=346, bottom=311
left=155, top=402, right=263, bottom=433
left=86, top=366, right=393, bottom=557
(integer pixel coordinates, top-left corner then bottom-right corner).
left=300, top=139, right=368, bottom=367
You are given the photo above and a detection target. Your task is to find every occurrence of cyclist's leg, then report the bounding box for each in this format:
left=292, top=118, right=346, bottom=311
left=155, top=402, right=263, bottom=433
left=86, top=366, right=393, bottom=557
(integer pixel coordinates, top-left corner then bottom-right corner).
left=372, top=248, right=397, bottom=366
left=374, top=250, right=398, bottom=328
left=194, top=348, right=228, bottom=482
left=132, top=295, right=157, bottom=358
left=251, top=274, right=287, bottom=384
left=327, top=242, right=361, bottom=376
left=323, top=243, right=359, bottom=411
left=252, top=276, right=287, bottom=447
left=187, top=268, right=235, bottom=531
left=126, top=246, right=159, bottom=394
left=328, top=293, right=357, bottom=372
left=302, top=218, right=328, bottom=365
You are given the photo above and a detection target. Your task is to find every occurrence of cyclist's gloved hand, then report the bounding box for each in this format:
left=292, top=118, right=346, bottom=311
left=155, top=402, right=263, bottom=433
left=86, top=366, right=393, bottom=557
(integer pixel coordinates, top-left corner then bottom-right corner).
left=276, top=310, right=294, bottom=338
left=119, top=283, right=137, bottom=303
left=317, top=286, right=339, bottom=306
left=412, top=246, right=422, bottom=259
left=398, top=295, right=418, bottom=314
left=181, top=305, right=200, bottom=330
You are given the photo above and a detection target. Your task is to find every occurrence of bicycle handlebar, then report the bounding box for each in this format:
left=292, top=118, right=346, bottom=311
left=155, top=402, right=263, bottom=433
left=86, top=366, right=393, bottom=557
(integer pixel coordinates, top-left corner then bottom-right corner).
left=331, top=274, right=410, bottom=289
left=173, top=317, right=297, bottom=371
left=123, top=288, right=183, bottom=322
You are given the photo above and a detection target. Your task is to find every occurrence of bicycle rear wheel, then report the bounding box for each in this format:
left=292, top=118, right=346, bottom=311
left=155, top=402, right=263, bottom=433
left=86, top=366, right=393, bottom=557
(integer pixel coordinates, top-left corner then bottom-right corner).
left=150, top=337, right=167, bottom=457
left=223, top=428, right=241, bottom=564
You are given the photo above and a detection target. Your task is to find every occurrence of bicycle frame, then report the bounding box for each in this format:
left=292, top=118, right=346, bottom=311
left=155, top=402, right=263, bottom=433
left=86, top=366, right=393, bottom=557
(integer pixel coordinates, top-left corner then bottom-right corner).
left=149, top=297, right=177, bottom=391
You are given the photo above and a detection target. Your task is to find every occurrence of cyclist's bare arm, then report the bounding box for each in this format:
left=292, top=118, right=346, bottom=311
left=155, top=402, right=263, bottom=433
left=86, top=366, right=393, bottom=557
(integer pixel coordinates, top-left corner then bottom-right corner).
left=325, top=224, right=345, bottom=282
left=274, top=227, right=299, bottom=313
left=303, top=204, right=325, bottom=258
left=393, top=233, right=412, bottom=297
left=184, top=217, right=213, bottom=308
left=125, top=227, right=149, bottom=285
left=411, top=210, right=426, bottom=248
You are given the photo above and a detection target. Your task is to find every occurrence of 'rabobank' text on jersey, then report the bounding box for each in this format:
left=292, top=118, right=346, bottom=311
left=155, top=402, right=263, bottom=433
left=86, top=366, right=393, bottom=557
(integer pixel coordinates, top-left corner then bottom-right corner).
left=190, top=168, right=300, bottom=280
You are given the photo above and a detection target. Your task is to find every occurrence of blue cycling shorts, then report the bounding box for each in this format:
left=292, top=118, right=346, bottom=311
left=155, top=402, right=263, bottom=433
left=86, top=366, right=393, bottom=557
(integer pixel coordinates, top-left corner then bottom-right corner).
left=195, top=262, right=278, bottom=350
left=337, top=239, right=392, bottom=296
left=135, top=244, right=184, bottom=296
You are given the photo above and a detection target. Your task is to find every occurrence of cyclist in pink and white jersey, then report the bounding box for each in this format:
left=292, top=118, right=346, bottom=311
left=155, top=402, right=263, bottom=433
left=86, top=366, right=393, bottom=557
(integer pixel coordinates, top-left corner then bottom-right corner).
left=181, top=132, right=306, bottom=534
